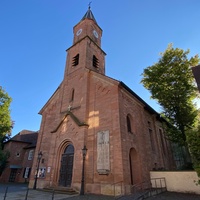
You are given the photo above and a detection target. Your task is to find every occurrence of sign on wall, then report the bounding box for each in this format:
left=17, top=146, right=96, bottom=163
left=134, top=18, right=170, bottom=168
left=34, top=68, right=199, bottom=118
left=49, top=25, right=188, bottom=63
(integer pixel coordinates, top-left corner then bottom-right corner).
left=97, top=130, right=110, bottom=174
left=37, top=167, right=46, bottom=178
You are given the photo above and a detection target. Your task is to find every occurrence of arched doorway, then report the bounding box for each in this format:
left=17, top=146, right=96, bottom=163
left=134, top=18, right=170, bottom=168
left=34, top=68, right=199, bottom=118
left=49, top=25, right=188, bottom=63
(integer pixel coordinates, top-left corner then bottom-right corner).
left=59, top=144, right=74, bottom=187
left=129, top=148, right=141, bottom=185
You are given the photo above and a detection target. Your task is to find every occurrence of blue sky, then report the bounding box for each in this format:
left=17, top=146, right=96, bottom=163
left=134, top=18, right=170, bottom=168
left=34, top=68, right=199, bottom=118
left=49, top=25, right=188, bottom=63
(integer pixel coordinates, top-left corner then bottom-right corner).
left=1, top=0, right=200, bottom=136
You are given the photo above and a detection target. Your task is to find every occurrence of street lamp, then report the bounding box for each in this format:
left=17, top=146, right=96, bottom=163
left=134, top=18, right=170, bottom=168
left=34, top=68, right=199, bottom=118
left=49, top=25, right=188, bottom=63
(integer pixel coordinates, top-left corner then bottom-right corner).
left=33, top=151, right=43, bottom=190
left=80, top=145, right=87, bottom=195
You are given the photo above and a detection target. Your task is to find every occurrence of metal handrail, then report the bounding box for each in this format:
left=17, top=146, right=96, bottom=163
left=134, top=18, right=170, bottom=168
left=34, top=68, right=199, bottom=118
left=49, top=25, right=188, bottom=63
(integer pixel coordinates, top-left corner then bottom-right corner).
left=112, top=181, right=123, bottom=197
left=150, top=177, right=166, bottom=188
left=111, top=177, right=167, bottom=197
left=111, top=180, right=123, bottom=185
left=150, top=177, right=167, bottom=194
left=131, top=180, right=150, bottom=194
left=131, top=177, right=166, bottom=192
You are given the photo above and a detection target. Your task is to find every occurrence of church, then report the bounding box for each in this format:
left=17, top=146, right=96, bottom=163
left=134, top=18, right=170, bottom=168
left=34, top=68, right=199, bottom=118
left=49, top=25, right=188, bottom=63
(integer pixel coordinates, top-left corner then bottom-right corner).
left=29, top=7, right=174, bottom=195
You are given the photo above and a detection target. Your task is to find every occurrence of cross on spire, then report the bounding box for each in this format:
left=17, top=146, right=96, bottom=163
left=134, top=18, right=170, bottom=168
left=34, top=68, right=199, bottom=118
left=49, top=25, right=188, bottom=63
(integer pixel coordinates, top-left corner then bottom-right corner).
left=88, top=1, right=92, bottom=9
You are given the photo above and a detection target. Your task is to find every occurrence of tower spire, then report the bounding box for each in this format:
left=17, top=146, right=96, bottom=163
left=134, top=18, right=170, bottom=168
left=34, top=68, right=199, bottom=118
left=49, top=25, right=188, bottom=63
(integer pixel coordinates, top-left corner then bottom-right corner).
left=81, top=2, right=97, bottom=24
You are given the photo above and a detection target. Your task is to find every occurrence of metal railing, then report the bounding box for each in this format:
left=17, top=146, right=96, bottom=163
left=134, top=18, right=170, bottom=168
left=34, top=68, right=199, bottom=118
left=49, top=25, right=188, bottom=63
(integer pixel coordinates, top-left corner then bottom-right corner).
left=130, top=177, right=167, bottom=199
left=111, top=177, right=167, bottom=199
left=130, top=180, right=151, bottom=194
left=149, top=177, right=167, bottom=195
left=112, top=181, right=123, bottom=197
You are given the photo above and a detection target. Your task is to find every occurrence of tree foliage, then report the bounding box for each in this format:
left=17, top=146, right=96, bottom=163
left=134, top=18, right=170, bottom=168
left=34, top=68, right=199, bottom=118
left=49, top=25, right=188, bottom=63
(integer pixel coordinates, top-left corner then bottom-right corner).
left=141, top=44, right=200, bottom=146
left=187, top=112, right=200, bottom=184
left=0, top=86, right=12, bottom=176
left=0, top=150, right=10, bottom=176
left=0, top=86, right=12, bottom=140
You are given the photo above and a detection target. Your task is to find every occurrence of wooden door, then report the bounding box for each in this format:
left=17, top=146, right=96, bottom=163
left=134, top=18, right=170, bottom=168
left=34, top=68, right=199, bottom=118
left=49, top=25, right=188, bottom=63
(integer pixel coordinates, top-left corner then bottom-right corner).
left=59, top=144, right=74, bottom=187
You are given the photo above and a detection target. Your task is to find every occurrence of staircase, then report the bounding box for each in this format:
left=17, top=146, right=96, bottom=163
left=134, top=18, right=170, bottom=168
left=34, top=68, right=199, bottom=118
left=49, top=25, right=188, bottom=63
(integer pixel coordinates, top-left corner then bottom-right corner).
left=42, top=186, right=79, bottom=195
left=117, top=188, right=166, bottom=200
left=117, top=177, right=167, bottom=200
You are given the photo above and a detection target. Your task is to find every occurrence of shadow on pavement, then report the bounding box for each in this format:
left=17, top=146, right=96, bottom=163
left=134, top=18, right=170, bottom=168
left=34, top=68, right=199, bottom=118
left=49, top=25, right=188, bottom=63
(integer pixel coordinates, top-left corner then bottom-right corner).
left=146, top=191, right=200, bottom=200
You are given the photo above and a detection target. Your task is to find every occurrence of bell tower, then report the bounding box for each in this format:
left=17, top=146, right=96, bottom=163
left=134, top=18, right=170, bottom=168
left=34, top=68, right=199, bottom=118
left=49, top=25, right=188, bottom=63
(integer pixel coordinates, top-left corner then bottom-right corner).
left=64, top=6, right=106, bottom=77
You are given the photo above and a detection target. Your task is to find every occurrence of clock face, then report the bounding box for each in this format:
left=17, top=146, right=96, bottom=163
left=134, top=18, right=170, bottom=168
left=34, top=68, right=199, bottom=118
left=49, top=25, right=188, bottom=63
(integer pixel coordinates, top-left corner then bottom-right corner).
left=76, top=29, right=82, bottom=36
left=93, top=30, right=98, bottom=38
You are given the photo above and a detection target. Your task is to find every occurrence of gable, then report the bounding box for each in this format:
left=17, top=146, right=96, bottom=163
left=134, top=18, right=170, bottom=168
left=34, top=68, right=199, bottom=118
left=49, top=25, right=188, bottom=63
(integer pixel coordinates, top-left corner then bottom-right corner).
left=39, top=84, right=61, bottom=115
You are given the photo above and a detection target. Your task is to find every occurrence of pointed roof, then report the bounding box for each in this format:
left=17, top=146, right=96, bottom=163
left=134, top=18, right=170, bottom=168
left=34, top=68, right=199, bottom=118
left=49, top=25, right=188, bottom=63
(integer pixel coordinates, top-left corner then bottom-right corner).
left=81, top=6, right=97, bottom=24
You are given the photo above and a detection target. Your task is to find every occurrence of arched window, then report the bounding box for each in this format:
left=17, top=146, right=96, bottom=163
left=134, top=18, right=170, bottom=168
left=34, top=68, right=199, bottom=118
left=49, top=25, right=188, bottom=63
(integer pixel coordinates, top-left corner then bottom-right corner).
left=148, top=121, right=155, bottom=152
left=159, top=129, right=166, bottom=155
left=64, top=144, right=74, bottom=154
left=127, top=115, right=132, bottom=133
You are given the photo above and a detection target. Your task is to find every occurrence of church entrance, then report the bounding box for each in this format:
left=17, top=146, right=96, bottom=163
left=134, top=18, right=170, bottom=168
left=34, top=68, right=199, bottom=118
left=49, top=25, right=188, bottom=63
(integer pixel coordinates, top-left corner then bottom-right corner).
left=59, top=144, right=74, bottom=187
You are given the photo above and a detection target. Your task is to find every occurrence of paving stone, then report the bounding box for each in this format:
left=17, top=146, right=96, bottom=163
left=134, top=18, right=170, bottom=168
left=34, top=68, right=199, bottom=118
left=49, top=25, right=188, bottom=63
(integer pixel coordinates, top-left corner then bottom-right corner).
left=146, top=191, right=200, bottom=200
left=1, top=184, right=200, bottom=200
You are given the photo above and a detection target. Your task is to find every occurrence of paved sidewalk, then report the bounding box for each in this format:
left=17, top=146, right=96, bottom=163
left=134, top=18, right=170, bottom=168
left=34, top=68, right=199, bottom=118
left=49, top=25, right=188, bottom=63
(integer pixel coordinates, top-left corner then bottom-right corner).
left=1, top=190, right=77, bottom=200
left=0, top=183, right=114, bottom=200
left=1, top=183, right=200, bottom=200
left=146, top=191, right=200, bottom=200
left=0, top=188, right=114, bottom=200
left=0, top=183, right=76, bottom=200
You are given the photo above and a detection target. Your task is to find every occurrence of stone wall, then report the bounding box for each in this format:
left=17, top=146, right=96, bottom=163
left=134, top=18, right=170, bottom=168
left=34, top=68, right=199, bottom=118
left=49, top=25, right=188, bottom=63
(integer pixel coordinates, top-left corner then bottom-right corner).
left=150, top=171, right=200, bottom=194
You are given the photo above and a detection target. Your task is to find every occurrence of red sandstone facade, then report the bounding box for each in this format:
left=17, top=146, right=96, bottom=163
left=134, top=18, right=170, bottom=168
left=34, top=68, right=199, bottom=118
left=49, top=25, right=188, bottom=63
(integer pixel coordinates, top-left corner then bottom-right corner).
left=29, top=8, right=174, bottom=195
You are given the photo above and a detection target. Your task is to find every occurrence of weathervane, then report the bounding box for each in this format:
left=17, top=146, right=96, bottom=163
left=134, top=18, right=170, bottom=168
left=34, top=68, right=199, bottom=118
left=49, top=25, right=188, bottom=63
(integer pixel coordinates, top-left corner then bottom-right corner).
left=88, top=1, right=92, bottom=9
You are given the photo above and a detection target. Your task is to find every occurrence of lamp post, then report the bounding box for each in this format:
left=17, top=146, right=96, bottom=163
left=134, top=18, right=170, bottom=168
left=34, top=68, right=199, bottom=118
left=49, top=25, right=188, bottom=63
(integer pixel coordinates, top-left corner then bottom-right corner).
left=80, top=145, right=87, bottom=195
left=33, top=151, right=43, bottom=190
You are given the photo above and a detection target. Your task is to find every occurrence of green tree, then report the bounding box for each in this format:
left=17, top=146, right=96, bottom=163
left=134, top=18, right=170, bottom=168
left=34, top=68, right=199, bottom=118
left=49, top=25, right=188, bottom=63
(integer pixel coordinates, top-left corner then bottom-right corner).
left=0, top=150, right=10, bottom=176
left=187, top=112, right=200, bottom=184
left=0, top=86, right=12, bottom=176
left=141, top=44, right=200, bottom=146
left=0, top=86, right=12, bottom=139
left=141, top=44, right=200, bottom=175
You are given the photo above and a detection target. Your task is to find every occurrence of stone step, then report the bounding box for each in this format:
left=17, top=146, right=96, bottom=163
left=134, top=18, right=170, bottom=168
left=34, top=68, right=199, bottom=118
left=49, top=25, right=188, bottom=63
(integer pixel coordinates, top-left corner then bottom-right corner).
left=42, top=186, right=79, bottom=195
left=117, top=188, right=166, bottom=200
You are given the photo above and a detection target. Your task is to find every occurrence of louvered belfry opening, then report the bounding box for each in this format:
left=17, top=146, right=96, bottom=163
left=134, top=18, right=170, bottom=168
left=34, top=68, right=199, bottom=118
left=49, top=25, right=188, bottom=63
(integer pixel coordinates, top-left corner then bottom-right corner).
left=72, top=54, right=79, bottom=66
left=93, top=55, right=99, bottom=68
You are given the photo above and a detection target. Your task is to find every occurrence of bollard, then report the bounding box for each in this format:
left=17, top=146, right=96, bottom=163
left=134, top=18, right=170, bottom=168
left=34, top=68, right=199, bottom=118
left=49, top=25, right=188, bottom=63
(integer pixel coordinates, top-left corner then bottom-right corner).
left=52, top=189, right=55, bottom=200
left=24, top=188, right=29, bottom=200
left=3, top=186, right=8, bottom=200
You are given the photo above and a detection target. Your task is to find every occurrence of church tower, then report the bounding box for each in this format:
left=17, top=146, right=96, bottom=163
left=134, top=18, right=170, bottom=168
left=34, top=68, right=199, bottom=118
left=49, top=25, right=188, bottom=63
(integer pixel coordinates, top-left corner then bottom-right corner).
left=64, top=6, right=106, bottom=77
